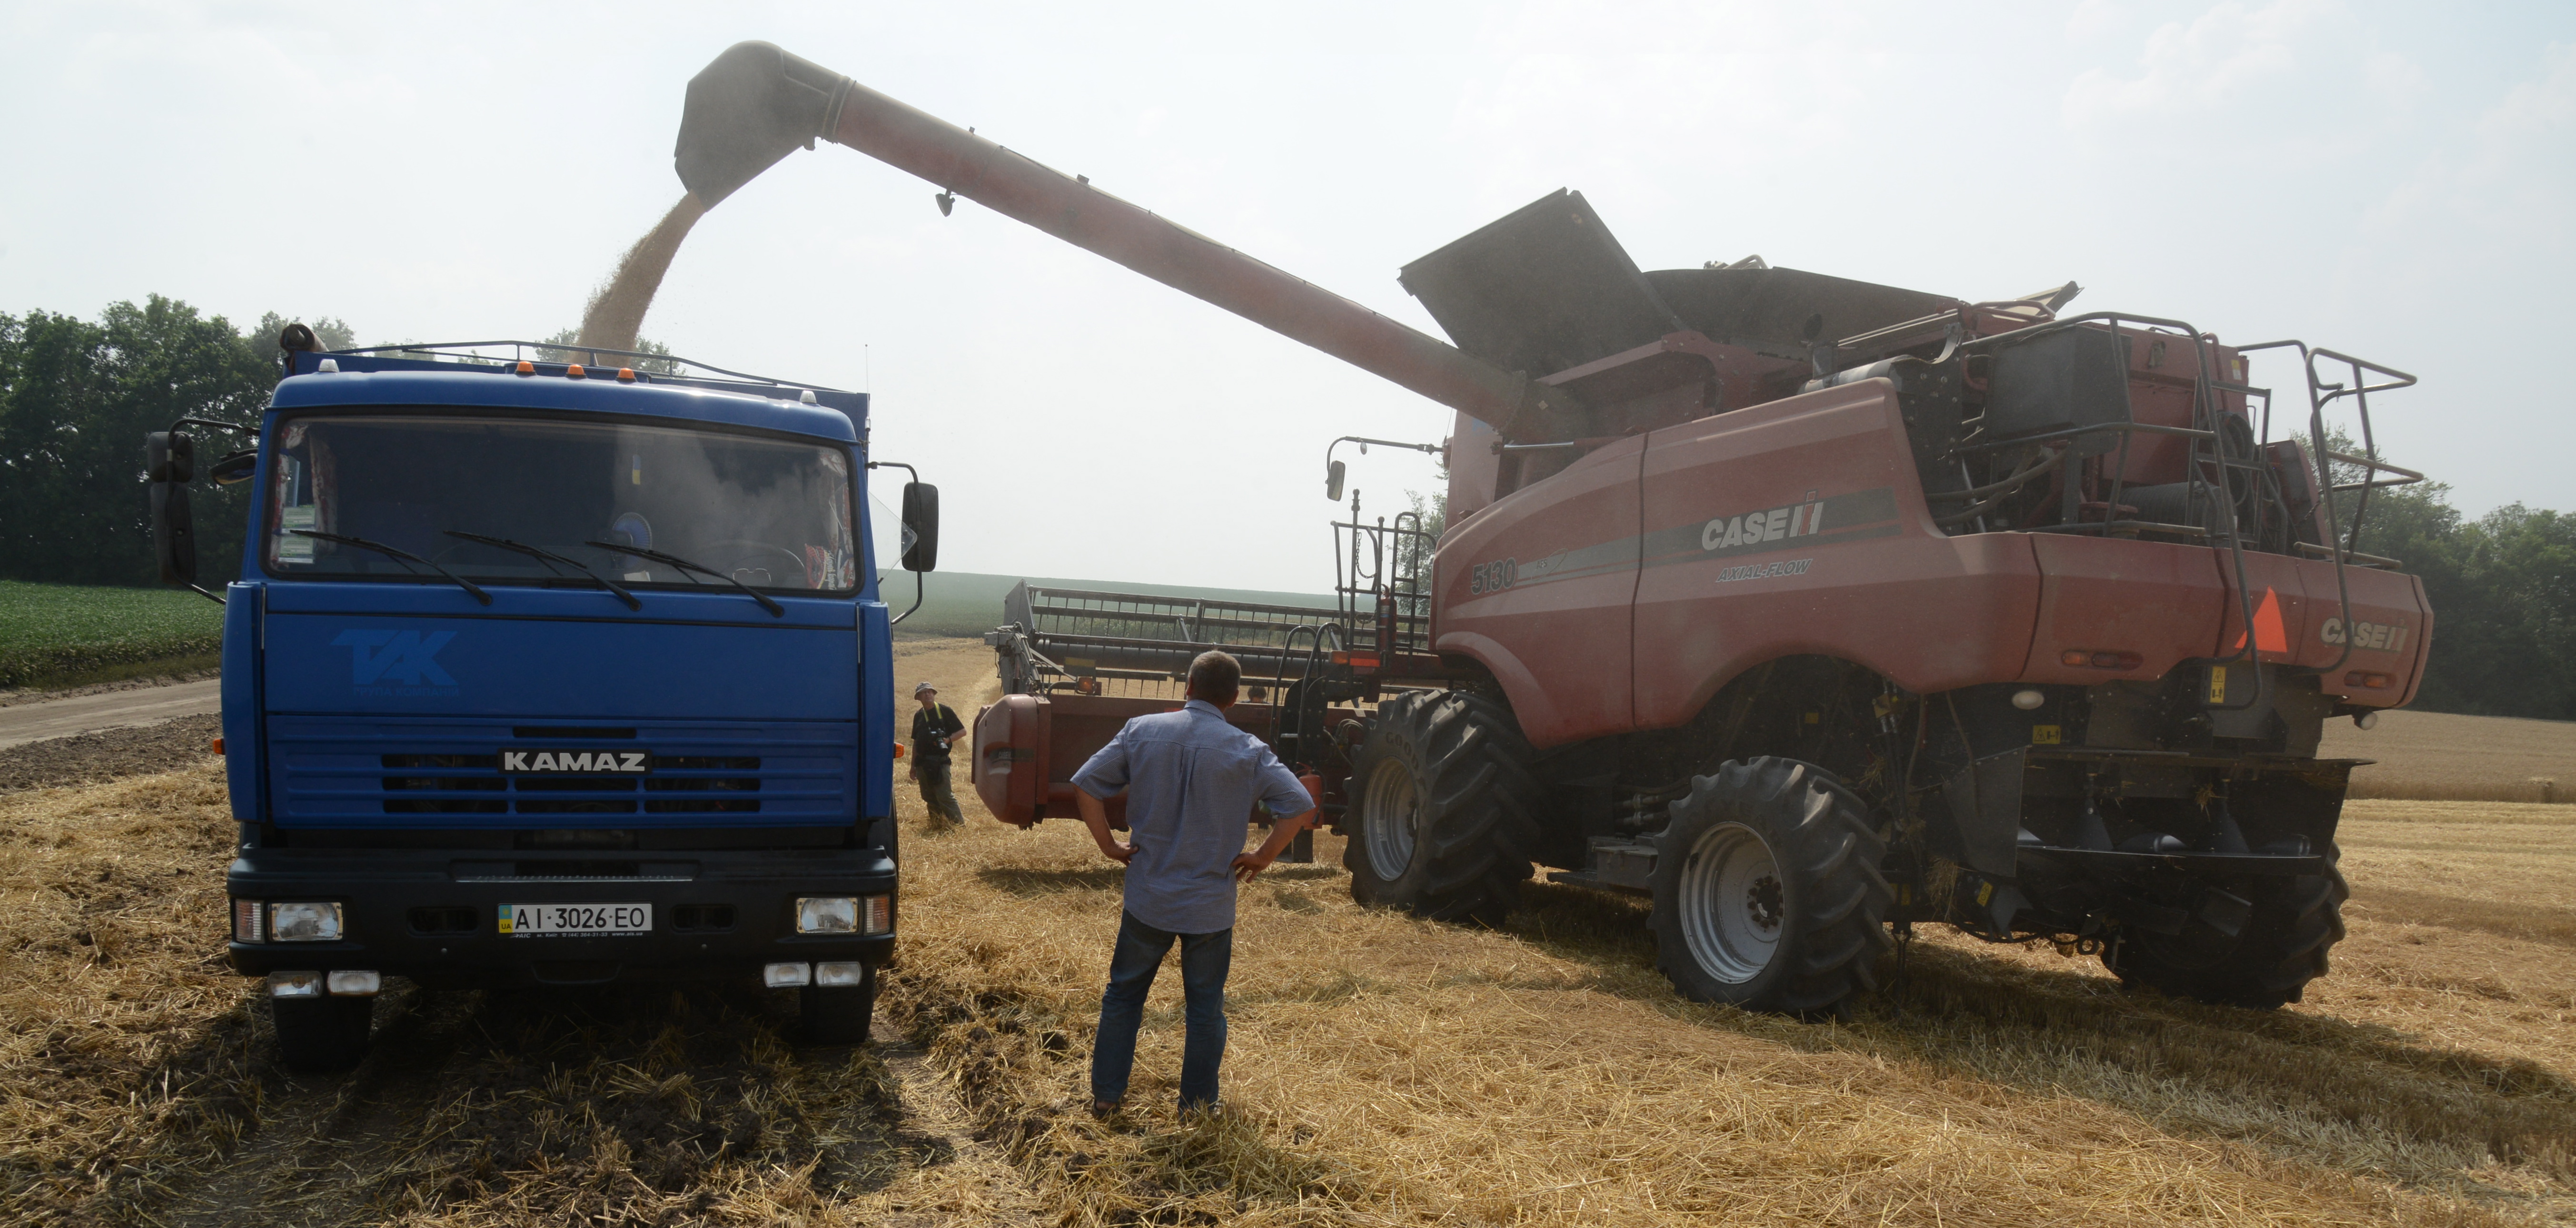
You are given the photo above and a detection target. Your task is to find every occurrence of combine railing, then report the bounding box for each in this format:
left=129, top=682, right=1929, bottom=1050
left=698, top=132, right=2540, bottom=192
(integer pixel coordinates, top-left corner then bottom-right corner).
left=1334, top=509, right=1436, bottom=664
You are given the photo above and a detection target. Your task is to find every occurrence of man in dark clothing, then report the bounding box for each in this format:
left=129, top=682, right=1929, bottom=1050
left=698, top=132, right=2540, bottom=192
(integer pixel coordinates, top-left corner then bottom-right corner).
left=1072, top=650, right=1318, bottom=1117
left=909, top=681, right=967, bottom=829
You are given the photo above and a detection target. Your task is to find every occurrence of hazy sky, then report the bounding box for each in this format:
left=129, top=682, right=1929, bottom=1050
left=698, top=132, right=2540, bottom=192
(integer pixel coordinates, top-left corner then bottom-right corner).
left=4, top=1, right=2569, bottom=592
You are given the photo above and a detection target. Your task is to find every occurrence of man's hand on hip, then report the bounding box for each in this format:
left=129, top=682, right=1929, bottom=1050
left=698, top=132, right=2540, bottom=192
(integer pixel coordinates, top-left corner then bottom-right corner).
left=1076, top=787, right=1138, bottom=865
left=1234, top=807, right=1320, bottom=882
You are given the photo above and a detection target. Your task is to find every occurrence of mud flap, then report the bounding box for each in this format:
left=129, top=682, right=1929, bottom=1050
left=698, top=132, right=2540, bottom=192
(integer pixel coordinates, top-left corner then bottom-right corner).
left=1938, top=748, right=2027, bottom=878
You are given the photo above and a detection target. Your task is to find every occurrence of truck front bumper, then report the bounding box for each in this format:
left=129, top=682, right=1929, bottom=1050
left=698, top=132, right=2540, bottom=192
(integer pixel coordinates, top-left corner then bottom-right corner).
left=224, top=844, right=896, bottom=989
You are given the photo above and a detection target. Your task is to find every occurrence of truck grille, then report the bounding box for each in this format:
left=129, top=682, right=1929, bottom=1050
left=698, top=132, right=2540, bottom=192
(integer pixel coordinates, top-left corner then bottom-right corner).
left=269, top=718, right=855, bottom=827
left=379, top=758, right=762, bottom=815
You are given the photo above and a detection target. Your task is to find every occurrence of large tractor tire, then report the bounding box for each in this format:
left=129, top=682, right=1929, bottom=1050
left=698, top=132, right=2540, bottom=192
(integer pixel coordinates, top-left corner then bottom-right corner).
left=1649, top=758, right=1892, bottom=1014
left=2104, top=844, right=2348, bottom=1010
left=1343, top=690, right=1543, bottom=927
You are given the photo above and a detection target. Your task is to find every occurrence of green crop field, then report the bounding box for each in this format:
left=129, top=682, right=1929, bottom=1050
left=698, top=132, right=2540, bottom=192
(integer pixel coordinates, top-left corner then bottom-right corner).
left=0, top=581, right=226, bottom=690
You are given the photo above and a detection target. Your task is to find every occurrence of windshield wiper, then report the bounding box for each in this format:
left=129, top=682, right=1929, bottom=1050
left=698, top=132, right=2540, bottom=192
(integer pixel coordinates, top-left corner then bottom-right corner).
left=584, top=541, right=785, bottom=617
left=289, top=530, right=492, bottom=605
left=443, top=531, right=641, bottom=610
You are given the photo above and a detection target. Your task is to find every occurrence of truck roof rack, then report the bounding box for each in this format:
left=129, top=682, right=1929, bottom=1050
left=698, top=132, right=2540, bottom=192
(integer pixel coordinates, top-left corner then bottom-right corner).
left=280, top=339, right=862, bottom=415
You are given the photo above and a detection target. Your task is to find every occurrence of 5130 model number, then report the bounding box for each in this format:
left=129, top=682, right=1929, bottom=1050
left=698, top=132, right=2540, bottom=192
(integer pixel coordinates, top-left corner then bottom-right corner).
left=1470, top=558, right=1518, bottom=595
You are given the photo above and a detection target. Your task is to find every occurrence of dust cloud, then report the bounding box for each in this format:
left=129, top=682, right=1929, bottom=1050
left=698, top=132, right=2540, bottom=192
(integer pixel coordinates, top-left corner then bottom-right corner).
left=572, top=192, right=711, bottom=356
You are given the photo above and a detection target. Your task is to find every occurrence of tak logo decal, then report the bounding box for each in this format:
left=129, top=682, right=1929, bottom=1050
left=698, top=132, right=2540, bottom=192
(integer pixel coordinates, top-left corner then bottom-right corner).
left=330, top=629, right=458, bottom=686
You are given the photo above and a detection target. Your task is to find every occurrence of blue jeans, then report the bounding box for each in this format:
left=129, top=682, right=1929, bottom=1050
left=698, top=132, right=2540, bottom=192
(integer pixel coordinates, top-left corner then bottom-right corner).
left=1091, top=910, right=1232, bottom=1110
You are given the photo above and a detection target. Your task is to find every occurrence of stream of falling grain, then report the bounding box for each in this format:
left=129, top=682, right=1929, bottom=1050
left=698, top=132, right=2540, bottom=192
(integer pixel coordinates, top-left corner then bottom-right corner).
left=572, top=192, right=710, bottom=357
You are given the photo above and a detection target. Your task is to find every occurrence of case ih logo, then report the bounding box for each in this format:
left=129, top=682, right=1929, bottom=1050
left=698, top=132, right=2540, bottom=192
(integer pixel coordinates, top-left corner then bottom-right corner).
left=330, top=629, right=456, bottom=686
left=2322, top=617, right=2412, bottom=653
left=1702, top=500, right=1829, bottom=551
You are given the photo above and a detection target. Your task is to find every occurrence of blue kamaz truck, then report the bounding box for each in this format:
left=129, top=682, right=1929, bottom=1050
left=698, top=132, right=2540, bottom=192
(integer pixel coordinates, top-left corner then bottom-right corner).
left=144, top=328, right=933, bottom=1070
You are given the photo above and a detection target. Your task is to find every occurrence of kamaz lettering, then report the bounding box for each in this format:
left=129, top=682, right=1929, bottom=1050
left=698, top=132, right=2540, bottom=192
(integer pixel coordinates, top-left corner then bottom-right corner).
left=500, top=750, right=654, bottom=774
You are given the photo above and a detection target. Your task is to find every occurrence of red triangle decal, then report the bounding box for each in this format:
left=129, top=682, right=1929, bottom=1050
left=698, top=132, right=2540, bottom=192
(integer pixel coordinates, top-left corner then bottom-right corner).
left=2229, top=588, right=2290, bottom=656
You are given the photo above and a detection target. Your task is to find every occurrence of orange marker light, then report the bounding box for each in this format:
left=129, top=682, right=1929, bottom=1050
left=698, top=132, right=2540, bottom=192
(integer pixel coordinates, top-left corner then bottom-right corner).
left=565, top=364, right=586, bottom=379
left=514, top=360, right=535, bottom=376
left=2061, top=649, right=2142, bottom=670
left=616, top=367, right=636, bottom=383
left=210, top=736, right=225, bottom=754
left=892, top=743, right=907, bottom=759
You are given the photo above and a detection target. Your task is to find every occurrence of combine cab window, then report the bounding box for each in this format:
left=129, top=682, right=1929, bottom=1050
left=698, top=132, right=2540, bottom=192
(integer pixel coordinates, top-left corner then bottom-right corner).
left=264, top=414, right=859, bottom=593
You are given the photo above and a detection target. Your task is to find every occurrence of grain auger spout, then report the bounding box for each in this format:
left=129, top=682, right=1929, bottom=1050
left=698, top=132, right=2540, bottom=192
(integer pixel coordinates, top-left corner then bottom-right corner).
left=671, top=40, right=1589, bottom=444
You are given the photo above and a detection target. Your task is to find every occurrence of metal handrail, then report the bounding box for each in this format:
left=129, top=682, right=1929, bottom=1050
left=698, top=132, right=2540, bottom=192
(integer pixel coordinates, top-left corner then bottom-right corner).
left=2233, top=340, right=2420, bottom=680
left=1970, top=312, right=2269, bottom=710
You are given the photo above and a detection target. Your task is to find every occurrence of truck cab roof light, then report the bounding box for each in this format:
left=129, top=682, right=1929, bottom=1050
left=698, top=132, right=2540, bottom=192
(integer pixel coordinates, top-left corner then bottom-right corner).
left=317, top=358, right=340, bottom=373
left=515, top=360, right=536, bottom=376
left=616, top=367, right=636, bottom=382
left=566, top=364, right=587, bottom=379
left=800, top=389, right=818, bottom=404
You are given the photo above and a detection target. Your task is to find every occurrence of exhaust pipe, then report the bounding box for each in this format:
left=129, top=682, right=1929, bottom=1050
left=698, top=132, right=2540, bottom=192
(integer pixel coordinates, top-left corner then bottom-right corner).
left=672, top=41, right=1586, bottom=443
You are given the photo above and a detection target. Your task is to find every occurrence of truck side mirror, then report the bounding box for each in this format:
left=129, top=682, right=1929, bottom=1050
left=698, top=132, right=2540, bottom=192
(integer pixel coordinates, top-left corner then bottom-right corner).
left=1326, top=459, right=1346, bottom=502
left=900, top=481, right=939, bottom=572
left=145, top=431, right=198, bottom=584
left=209, top=448, right=259, bottom=485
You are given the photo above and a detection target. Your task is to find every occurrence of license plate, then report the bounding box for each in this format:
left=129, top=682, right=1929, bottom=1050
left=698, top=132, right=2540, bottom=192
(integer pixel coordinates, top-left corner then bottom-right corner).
left=499, top=902, right=651, bottom=936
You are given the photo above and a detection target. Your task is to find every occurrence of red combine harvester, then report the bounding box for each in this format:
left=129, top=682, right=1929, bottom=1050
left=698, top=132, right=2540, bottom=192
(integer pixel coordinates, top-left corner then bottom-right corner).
left=678, top=42, right=2429, bottom=1012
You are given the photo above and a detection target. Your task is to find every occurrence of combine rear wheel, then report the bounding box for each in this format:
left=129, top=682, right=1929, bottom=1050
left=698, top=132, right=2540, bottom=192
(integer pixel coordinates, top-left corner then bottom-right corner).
left=1649, top=758, right=1892, bottom=1013
left=1343, top=690, right=1542, bottom=927
left=2104, top=844, right=2348, bottom=1010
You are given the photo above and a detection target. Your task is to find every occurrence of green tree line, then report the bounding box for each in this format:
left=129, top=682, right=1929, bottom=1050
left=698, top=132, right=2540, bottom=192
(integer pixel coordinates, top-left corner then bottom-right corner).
left=2339, top=475, right=2573, bottom=719
left=0, top=298, right=348, bottom=589
left=0, top=297, right=2568, bottom=719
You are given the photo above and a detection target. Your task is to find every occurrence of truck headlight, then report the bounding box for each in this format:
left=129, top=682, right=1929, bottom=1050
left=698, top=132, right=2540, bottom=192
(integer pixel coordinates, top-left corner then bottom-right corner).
left=863, top=894, right=891, bottom=936
left=269, top=902, right=344, bottom=942
left=796, top=896, right=859, bottom=934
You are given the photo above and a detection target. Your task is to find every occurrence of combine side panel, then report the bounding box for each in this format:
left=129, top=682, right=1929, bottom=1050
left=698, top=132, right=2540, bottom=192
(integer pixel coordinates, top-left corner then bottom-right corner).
left=1433, top=437, right=1645, bottom=748
left=2287, top=558, right=2432, bottom=706
left=2018, top=536, right=2229, bottom=685
left=1629, top=381, right=2041, bottom=730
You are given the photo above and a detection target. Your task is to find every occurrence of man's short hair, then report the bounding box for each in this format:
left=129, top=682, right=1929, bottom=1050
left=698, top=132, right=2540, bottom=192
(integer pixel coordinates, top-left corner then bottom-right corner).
left=1187, top=650, right=1242, bottom=705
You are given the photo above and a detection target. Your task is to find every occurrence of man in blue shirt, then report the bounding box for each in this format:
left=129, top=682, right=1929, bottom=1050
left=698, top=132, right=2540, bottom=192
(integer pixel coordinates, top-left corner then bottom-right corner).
left=1072, top=649, right=1318, bottom=1117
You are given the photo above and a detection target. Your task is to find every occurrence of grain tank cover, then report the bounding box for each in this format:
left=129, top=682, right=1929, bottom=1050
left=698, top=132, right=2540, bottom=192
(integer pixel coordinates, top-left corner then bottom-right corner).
left=1644, top=267, right=1957, bottom=363
left=1399, top=189, right=1684, bottom=379
left=1401, top=188, right=1959, bottom=379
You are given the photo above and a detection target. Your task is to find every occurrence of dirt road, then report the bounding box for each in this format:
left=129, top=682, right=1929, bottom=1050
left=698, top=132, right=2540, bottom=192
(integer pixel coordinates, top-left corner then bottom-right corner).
left=0, top=678, right=219, bottom=751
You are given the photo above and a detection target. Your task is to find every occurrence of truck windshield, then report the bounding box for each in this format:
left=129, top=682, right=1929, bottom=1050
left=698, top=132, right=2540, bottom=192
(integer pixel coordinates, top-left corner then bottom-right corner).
left=263, top=414, right=859, bottom=594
